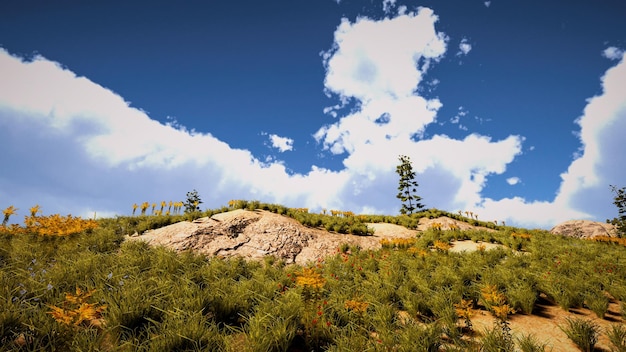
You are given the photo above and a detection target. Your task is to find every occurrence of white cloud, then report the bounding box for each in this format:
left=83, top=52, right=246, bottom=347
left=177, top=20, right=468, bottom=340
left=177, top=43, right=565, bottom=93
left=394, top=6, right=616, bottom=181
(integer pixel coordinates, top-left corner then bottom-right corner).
left=475, top=197, right=587, bottom=228
left=317, top=8, right=449, bottom=156
left=382, top=0, right=396, bottom=14
left=268, top=134, right=294, bottom=152
left=0, top=49, right=351, bottom=218
left=602, top=46, right=624, bottom=61
left=450, top=106, right=468, bottom=126
left=457, top=38, right=472, bottom=56
left=315, top=7, right=626, bottom=229
left=2, top=5, right=623, bottom=230
left=321, top=8, right=448, bottom=103
left=475, top=55, right=626, bottom=228
left=506, top=177, right=520, bottom=185
left=0, top=12, right=525, bottom=228
left=484, top=1, right=491, bottom=7
left=558, top=55, right=626, bottom=205
left=315, top=10, right=524, bottom=219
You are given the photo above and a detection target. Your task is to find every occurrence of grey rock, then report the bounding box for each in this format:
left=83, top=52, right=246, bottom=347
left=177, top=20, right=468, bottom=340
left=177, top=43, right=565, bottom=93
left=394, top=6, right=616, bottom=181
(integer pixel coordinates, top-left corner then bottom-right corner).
left=550, top=220, right=618, bottom=239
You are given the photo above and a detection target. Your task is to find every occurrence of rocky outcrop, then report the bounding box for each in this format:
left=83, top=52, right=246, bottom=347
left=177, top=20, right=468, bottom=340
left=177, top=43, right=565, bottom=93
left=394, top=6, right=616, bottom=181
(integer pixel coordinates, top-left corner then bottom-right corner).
left=550, top=220, right=618, bottom=239
left=130, top=209, right=316, bottom=264
left=127, top=209, right=497, bottom=264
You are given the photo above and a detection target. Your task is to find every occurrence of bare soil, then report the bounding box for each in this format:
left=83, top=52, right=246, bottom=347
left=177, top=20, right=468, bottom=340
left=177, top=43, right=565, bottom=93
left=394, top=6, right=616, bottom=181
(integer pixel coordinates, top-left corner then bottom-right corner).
left=470, top=295, right=622, bottom=351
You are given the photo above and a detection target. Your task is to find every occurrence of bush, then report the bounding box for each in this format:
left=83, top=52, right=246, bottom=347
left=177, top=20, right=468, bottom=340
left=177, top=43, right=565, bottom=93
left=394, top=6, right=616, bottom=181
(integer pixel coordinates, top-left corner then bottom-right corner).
left=584, top=291, right=609, bottom=318
left=559, top=317, right=599, bottom=352
left=607, top=185, right=626, bottom=238
left=607, top=324, right=626, bottom=352
left=507, top=282, right=537, bottom=315
left=516, top=333, right=549, bottom=352
left=480, top=324, right=514, bottom=352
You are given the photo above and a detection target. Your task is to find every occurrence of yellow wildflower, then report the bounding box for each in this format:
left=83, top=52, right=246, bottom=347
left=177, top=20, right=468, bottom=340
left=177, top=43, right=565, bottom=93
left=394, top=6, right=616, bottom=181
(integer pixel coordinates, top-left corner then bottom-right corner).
left=2, top=205, right=18, bottom=225
left=433, top=240, right=451, bottom=252
left=345, top=299, right=369, bottom=313
left=295, top=267, right=325, bottom=289
left=30, top=205, right=41, bottom=217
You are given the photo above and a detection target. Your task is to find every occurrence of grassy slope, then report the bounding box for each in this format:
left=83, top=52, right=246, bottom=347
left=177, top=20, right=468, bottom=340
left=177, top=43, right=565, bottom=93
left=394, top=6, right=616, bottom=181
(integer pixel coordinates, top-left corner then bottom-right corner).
left=0, top=202, right=625, bottom=351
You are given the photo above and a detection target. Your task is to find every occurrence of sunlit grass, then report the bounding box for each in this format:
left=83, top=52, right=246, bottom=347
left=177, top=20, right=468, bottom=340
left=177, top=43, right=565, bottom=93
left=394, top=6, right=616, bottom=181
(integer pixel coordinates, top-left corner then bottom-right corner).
left=0, top=200, right=624, bottom=350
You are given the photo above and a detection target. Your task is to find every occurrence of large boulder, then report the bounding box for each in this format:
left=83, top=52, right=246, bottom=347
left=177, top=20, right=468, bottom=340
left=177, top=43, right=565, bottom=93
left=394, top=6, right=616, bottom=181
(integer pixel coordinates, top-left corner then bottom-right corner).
left=128, top=209, right=315, bottom=264
left=127, top=209, right=412, bottom=265
left=550, top=220, right=618, bottom=239
left=126, top=209, right=499, bottom=264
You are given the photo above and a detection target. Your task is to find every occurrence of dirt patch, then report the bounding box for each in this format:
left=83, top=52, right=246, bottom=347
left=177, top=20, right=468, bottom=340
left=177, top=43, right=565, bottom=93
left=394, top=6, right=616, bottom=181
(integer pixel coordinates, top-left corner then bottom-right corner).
left=418, top=216, right=495, bottom=232
left=469, top=295, right=623, bottom=351
left=449, top=240, right=505, bottom=253
left=364, top=222, right=419, bottom=238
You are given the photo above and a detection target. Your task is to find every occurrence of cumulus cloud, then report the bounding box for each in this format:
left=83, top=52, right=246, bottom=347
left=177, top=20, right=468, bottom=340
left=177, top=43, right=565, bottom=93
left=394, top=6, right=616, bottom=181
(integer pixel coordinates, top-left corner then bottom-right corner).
left=3, top=4, right=622, bottom=230
left=321, top=8, right=448, bottom=103
left=0, top=49, right=351, bottom=218
left=603, top=46, right=624, bottom=61
left=484, top=1, right=491, bottom=7
left=315, top=8, right=524, bottom=218
left=475, top=56, right=626, bottom=227
left=317, top=8, right=448, bottom=155
left=506, top=177, right=521, bottom=185
left=0, top=9, right=526, bottom=226
left=268, top=134, right=294, bottom=152
left=315, top=7, right=625, bottom=229
left=457, top=38, right=472, bottom=56
left=382, top=0, right=396, bottom=14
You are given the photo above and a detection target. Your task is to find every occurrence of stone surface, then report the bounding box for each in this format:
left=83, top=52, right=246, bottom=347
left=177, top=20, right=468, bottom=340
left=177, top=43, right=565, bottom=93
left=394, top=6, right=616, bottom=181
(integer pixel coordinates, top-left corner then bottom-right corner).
left=550, top=219, right=618, bottom=239
left=127, top=209, right=496, bottom=264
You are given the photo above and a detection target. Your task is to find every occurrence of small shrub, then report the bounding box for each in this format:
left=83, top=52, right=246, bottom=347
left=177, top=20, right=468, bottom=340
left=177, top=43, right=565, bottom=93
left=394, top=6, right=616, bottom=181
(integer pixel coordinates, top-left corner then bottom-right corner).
left=607, top=324, right=626, bottom=352
left=244, top=313, right=297, bottom=351
left=559, top=317, right=599, bottom=352
left=183, top=189, right=203, bottom=213
left=47, top=287, right=106, bottom=327
left=584, top=292, right=609, bottom=319
left=517, top=333, right=550, bottom=352
left=480, top=324, right=515, bottom=352
left=433, top=240, right=451, bottom=252
left=507, top=282, right=537, bottom=315
left=398, top=322, right=443, bottom=352
left=454, top=299, right=473, bottom=330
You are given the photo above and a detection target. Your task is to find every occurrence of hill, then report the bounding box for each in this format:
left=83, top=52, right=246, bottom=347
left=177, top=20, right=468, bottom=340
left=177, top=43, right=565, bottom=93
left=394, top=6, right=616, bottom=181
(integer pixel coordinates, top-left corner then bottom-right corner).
left=1, top=203, right=625, bottom=351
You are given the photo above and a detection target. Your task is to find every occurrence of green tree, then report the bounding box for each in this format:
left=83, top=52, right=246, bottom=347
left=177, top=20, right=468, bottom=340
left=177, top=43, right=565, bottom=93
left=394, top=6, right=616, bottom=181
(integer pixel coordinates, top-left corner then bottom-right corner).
left=396, top=155, right=424, bottom=215
left=607, top=185, right=626, bottom=237
left=183, top=189, right=203, bottom=214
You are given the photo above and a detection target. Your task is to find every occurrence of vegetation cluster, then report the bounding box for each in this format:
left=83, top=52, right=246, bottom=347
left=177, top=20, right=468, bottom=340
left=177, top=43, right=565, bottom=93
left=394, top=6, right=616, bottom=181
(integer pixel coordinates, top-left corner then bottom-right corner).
left=608, top=185, right=626, bottom=238
left=1, top=200, right=626, bottom=351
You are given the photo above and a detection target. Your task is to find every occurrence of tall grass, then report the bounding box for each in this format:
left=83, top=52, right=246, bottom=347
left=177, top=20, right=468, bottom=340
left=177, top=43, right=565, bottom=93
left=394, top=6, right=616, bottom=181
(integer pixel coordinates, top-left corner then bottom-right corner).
left=559, top=317, right=599, bottom=352
left=1, top=201, right=625, bottom=350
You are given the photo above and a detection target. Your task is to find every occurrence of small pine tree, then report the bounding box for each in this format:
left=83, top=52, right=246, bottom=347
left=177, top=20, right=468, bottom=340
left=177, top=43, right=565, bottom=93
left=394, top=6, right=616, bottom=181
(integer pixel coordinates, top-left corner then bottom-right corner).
left=607, top=185, right=626, bottom=238
left=183, top=189, right=203, bottom=213
left=396, top=155, right=424, bottom=215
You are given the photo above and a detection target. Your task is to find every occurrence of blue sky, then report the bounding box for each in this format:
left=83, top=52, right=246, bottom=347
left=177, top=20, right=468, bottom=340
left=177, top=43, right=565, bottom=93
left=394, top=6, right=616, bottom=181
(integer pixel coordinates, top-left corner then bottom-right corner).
left=1, top=0, right=625, bottom=228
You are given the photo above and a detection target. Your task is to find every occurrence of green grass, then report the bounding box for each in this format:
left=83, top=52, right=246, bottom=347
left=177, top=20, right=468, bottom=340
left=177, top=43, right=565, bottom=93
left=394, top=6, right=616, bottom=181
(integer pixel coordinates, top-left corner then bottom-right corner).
left=559, top=317, right=599, bottom=352
left=607, top=324, right=626, bottom=352
left=0, top=201, right=625, bottom=350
